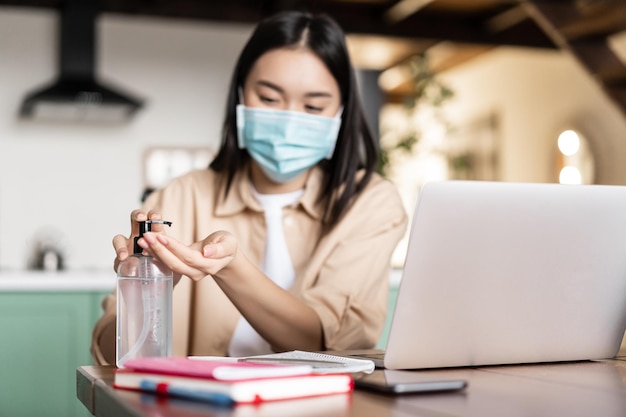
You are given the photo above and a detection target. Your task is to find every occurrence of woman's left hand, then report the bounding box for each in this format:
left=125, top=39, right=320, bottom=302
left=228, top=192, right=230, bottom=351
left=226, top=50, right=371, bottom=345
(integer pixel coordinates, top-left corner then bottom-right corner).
left=137, top=230, right=238, bottom=281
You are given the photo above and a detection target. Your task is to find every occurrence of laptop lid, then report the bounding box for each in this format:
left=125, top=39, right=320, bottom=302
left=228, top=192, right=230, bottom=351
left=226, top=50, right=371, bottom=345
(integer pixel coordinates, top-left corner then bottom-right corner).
left=384, top=180, right=626, bottom=370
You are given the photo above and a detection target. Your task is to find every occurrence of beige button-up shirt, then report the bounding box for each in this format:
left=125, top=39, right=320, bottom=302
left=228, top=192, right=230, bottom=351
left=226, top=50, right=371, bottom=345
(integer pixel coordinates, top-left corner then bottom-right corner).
left=91, top=166, right=407, bottom=365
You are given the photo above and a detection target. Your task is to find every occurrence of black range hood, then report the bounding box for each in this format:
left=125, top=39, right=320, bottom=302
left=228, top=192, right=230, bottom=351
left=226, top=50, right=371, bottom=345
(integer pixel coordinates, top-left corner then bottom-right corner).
left=19, top=0, right=144, bottom=122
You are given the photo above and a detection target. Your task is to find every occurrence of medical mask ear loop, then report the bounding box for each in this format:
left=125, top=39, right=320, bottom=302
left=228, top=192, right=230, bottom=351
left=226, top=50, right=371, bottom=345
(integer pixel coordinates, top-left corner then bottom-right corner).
left=325, top=106, right=344, bottom=159
left=236, top=87, right=247, bottom=149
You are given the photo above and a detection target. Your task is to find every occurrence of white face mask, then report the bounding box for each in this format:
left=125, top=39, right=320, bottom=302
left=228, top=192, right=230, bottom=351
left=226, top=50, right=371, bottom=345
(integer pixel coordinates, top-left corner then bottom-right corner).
left=236, top=105, right=342, bottom=183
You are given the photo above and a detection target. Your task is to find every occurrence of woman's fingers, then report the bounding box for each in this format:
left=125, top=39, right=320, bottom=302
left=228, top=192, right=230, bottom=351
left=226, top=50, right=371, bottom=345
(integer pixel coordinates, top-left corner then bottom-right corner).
left=137, top=231, right=236, bottom=280
left=112, top=234, right=130, bottom=272
left=138, top=232, right=205, bottom=279
left=130, top=209, right=147, bottom=237
left=129, top=209, right=165, bottom=234
left=114, top=209, right=166, bottom=274
left=202, top=232, right=237, bottom=260
left=146, top=211, right=166, bottom=233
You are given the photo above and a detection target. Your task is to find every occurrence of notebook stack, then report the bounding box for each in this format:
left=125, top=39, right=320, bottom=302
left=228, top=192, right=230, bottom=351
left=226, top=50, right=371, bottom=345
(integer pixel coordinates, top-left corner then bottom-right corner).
left=114, top=356, right=354, bottom=405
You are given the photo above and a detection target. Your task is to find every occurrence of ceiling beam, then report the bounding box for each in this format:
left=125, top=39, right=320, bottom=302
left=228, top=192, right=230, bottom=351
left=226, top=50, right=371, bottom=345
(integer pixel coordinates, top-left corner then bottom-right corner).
left=0, top=0, right=559, bottom=49
left=525, top=0, right=626, bottom=41
left=326, top=5, right=557, bottom=49
left=384, top=0, right=435, bottom=24
left=524, top=0, right=626, bottom=117
left=560, top=3, right=626, bottom=40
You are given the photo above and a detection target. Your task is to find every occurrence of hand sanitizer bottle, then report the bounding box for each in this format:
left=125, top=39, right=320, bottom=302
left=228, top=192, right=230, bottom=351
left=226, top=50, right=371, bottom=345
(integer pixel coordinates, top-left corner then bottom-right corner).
left=116, top=220, right=173, bottom=368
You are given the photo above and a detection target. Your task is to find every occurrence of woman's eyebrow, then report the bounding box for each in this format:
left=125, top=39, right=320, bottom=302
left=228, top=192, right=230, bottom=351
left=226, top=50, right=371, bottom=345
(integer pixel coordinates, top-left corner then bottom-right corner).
left=256, top=80, right=283, bottom=93
left=304, top=91, right=333, bottom=98
left=256, top=80, right=333, bottom=98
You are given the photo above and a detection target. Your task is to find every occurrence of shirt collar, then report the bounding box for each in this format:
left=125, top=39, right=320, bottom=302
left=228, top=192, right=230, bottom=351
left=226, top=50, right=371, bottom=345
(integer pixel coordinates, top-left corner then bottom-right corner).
left=214, top=166, right=325, bottom=220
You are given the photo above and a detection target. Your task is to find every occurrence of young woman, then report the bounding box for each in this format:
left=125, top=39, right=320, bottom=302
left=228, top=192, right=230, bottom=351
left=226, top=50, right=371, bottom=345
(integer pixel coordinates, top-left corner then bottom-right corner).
left=91, top=10, right=407, bottom=365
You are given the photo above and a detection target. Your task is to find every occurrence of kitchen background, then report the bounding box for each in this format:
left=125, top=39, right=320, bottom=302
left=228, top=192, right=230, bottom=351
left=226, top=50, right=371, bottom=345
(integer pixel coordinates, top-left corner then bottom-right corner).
left=1, top=4, right=625, bottom=416
left=0, top=5, right=625, bottom=272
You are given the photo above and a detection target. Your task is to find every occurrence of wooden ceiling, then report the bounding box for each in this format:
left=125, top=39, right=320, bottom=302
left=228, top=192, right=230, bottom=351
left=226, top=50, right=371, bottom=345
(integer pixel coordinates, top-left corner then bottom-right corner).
left=2, top=0, right=625, bottom=110
left=0, top=0, right=560, bottom=51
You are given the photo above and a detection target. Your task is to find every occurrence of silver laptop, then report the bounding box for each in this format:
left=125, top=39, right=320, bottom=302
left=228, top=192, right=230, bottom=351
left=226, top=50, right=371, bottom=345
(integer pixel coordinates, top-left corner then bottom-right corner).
left=354, top=180, right=626, bottom=369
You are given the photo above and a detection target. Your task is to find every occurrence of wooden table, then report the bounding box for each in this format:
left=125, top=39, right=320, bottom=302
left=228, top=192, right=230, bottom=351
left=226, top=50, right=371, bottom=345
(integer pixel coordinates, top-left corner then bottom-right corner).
left=77, top=351, right=626, bottom=417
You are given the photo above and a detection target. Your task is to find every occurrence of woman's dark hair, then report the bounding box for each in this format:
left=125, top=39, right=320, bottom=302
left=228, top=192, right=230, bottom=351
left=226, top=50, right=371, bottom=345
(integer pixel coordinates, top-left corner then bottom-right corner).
left=210, top=10, right=378, bottom=232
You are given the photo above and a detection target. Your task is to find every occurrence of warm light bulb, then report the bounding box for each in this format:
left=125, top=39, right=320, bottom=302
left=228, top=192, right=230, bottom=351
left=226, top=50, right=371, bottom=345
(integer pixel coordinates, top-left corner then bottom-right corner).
left=558, top=130, right=580, bottom=156
left=559, top=166, right=582, bottom=184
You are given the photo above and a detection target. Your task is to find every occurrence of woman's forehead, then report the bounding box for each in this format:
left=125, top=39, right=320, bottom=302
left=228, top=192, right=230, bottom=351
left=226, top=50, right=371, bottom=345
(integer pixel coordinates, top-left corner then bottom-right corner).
left=245, top=48, right=340, bottom=96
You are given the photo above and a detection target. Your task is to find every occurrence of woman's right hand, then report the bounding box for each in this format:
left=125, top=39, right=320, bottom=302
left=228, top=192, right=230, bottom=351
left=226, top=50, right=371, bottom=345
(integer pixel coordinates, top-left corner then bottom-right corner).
left=112, top=209, right=163, bottom=272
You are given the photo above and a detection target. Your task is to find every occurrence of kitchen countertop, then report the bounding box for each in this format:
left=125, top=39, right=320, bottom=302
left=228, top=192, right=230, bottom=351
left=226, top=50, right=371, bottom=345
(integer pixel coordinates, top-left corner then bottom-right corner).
left=0, top=270, right=116, bottom=291
left=0, top=268, right=402, bottom=292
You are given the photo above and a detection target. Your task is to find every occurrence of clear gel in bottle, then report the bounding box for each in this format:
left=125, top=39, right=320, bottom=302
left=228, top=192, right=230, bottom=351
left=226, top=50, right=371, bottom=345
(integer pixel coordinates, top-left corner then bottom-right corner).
left=116, top=220, right=173, bottom=368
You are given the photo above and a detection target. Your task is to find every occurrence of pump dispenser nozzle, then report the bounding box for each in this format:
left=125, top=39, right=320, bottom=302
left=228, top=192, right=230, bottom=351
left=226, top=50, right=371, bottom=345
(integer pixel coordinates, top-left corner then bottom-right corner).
left=133, top=220, right=173, bottom=254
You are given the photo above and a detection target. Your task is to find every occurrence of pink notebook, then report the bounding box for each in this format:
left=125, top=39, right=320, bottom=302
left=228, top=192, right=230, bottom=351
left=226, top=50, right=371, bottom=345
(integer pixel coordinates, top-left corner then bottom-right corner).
left=121, top=356, right=313, bottom=381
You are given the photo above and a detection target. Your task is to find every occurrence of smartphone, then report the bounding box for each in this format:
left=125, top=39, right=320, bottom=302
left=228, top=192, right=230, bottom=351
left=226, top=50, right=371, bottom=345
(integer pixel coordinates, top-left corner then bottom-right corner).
left=354, top=370, right=467, bottom=394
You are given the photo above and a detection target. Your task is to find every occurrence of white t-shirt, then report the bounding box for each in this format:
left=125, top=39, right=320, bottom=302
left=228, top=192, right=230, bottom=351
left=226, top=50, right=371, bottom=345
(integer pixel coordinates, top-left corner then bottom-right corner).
left=228, top=186, right=304, bottom=357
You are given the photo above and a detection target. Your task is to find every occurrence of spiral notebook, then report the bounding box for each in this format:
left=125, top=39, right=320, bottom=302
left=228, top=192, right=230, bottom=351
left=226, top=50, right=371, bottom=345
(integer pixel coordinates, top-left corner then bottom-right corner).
left=191, top=350, right=375, bottom=374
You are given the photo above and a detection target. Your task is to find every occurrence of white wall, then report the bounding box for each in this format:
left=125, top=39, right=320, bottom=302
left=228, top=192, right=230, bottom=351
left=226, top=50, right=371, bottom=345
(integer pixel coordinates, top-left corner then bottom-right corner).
left=439, top=47, right=626, bottom=185
left=1, top=7, right=625, bottom=271
left=0, top=8, right=252, bottom=270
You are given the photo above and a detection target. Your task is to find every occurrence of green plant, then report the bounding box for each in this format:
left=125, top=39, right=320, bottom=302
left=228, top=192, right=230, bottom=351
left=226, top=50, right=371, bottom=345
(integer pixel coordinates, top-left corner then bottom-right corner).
left=377, top=53, right=455, bottom=178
